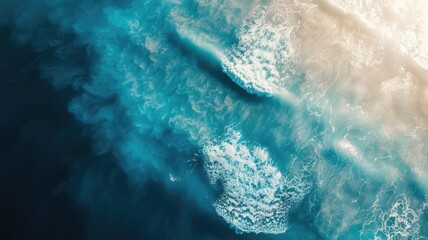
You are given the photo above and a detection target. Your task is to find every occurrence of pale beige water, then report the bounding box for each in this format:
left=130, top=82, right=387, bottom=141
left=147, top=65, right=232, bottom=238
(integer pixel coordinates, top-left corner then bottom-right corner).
left=221, top=0, right=428, bottom=189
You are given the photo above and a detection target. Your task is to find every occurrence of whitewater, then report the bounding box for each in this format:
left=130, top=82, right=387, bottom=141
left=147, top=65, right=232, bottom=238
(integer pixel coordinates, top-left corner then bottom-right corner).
left=2, top=0, right=428, bottom=239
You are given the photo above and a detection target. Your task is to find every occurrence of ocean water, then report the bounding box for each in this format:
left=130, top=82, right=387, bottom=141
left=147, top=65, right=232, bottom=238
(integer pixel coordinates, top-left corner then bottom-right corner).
left=1, top=0, right=428, bottom=239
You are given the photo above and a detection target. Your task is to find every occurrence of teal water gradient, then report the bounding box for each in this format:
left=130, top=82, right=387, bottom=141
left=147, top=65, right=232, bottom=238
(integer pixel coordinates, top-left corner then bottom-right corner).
left=1, top=0, right=428, bottom=239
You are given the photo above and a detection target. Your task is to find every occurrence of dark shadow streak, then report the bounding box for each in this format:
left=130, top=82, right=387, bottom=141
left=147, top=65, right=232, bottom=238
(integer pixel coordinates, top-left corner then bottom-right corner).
left=167, top=32, right=265, bottom=104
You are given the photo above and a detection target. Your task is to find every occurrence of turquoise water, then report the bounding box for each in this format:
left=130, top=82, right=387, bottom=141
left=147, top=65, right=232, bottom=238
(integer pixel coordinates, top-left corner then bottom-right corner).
left=2, top=0, right=428, bottom=239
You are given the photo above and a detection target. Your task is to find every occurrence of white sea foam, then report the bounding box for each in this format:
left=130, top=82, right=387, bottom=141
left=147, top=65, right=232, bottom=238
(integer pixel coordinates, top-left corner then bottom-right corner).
left=202, top=127, right=310, bottom=234
left=220, top=3, right=301, bottom=99
left=361, top=193, right=427, bottom=239
left=376, top=196, right=421, bottom=239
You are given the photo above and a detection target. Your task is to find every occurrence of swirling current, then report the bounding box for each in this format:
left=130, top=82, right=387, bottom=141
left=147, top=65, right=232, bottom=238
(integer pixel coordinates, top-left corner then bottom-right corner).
left=1, top=0, right=428, bottom=239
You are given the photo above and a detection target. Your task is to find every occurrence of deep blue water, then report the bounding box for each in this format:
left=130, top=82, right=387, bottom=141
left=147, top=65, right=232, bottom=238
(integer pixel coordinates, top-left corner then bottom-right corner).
left=1, top=0, right=428, bottom=239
